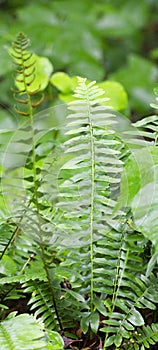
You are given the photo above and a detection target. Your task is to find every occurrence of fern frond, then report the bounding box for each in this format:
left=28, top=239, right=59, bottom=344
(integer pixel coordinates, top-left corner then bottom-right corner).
left=53, top=77, right=125, bottom=330
left=100, top=223, right=158, bottom=348
left=133, top=115, right=158, bottom=143
left=11, top=32, right=43, bottom=117
left=0, top=313, right=48, bottom=349
left=127, top=323, right=158, bottom=350
left=56, top=77, right=123, bottom=246
left=5, top=34, right=64, bottom=332
left=150, top=87, right=158, bottom=110
left=23, top=279, right=61, bottom=330
left=133, top=89, right=158, bottom=145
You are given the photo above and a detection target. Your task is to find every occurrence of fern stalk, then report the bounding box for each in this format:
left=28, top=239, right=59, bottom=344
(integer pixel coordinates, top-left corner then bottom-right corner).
left=86, top=85, right=95, bottom=312
left=0, top=229, right=16, bottom=260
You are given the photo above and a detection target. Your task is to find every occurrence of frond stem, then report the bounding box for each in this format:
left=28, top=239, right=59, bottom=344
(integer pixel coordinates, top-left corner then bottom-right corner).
left=87, top=92, right=95, bottom=312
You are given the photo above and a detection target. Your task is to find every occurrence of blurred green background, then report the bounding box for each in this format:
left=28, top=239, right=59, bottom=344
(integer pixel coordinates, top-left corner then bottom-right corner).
left=0, top=0, right=158, bottom=121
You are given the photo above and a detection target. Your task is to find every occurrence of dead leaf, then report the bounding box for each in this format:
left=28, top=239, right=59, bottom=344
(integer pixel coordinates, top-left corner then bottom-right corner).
left=62, top=335, right=82, bottom=349
left=76, top=327, right=83, bottom=338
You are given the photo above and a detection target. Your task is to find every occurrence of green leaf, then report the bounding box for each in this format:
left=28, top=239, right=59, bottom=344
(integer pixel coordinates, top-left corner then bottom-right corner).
left=50, top=73, right=128, bottom=111
left=0, top=314, right=47, bottom=349
left=89, top=312, right=99, bottom=333
left=58, top=93, right=76, bottom=103
left=50, top=72, right=77, bottom=93
left=98, top=80, right=128, bottom=111
left=114, top=334, right=122, bottom=347
left=46, top=330, right=64, bottom=350
left=132, top=182, right=158, bottom=250
left=65, top=289, right=86, bottom=303
left=16, top=54, right=53, bottom=92
left=127, top=308, right=144, bottom=326
left=111, top=54, right=158, bottom=113
left=0, top=255, right=17, bottom=276
left=146, top=252, right=158, bottom=277
left=104, top=335, right=115, bottom=347
left=81, top=313, right=90, bottom=334
left=120, top=146, right=158, bottom=207
left=131, top=324, right=158, bottom=349
left=97, top=1, right=150, bottom=37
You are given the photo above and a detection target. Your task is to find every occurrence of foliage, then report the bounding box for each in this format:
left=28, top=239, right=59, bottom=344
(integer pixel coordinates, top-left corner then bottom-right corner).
left=0, top=0, right=158, bottom=116
left=0, top=31, right=158, bottom=350
left=0, top=313, right=64, bottom=350
left=50, top=72, right=128, bottom=111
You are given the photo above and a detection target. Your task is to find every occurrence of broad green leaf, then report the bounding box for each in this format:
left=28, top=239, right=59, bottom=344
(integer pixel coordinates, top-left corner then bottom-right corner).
left=58, top=93, right=76, bottom=103
left=50, top=72, right=77, bottom=93
left=0, top=255, right=17, bottom=276
left=146, top=252, right=158, bottom=277
left=132, top=182, right=158, bottom=250
left=55, top=77, right=128, bottom=110
left=15, top=54, right=53, bottom=92
left=46, top=330, right=64, bottom=350
left=50, top=72, right=128, bottom=111
left=98, top=80, right=128, bottom=111
left=0, top=314, right=47, bottom=349
left=120, top=146, right=158, bottom=207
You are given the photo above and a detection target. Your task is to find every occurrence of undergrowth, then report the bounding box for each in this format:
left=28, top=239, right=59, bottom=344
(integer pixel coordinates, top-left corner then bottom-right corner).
left=0, top=32, right=158, bottom=350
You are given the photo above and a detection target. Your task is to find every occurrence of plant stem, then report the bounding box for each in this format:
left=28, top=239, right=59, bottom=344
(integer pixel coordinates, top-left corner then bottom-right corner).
left=87, top=88, right=95, bottom=313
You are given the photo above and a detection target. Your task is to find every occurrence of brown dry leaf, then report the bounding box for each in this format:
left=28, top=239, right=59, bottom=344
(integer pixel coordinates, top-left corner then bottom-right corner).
left=76, top=327, right=83, bottom=338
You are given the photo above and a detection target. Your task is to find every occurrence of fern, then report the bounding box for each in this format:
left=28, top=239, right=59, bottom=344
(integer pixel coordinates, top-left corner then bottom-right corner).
left=0, top=313, right=48, bottom=349
left=56, top=77, right=124, bottom=243
left=22, top=279, right=61, bottom=330
left=11, top=32, right=43, bottom=116
left=54, top=77, right=123, bottom=298
left=132, top=88, right=158, bottom=145
left=50, top=78, right=158, bottom=348
left=150, top=88, right=158, bottom=110
left=0, top=32, right=64, bottom=332
left=0, top=312, right=64, bottom=349
left=126, top=323, right=158, bottom=350
left=1, top=33, right=158, bottom=350
left=130, top=323, right=158, bottom=350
